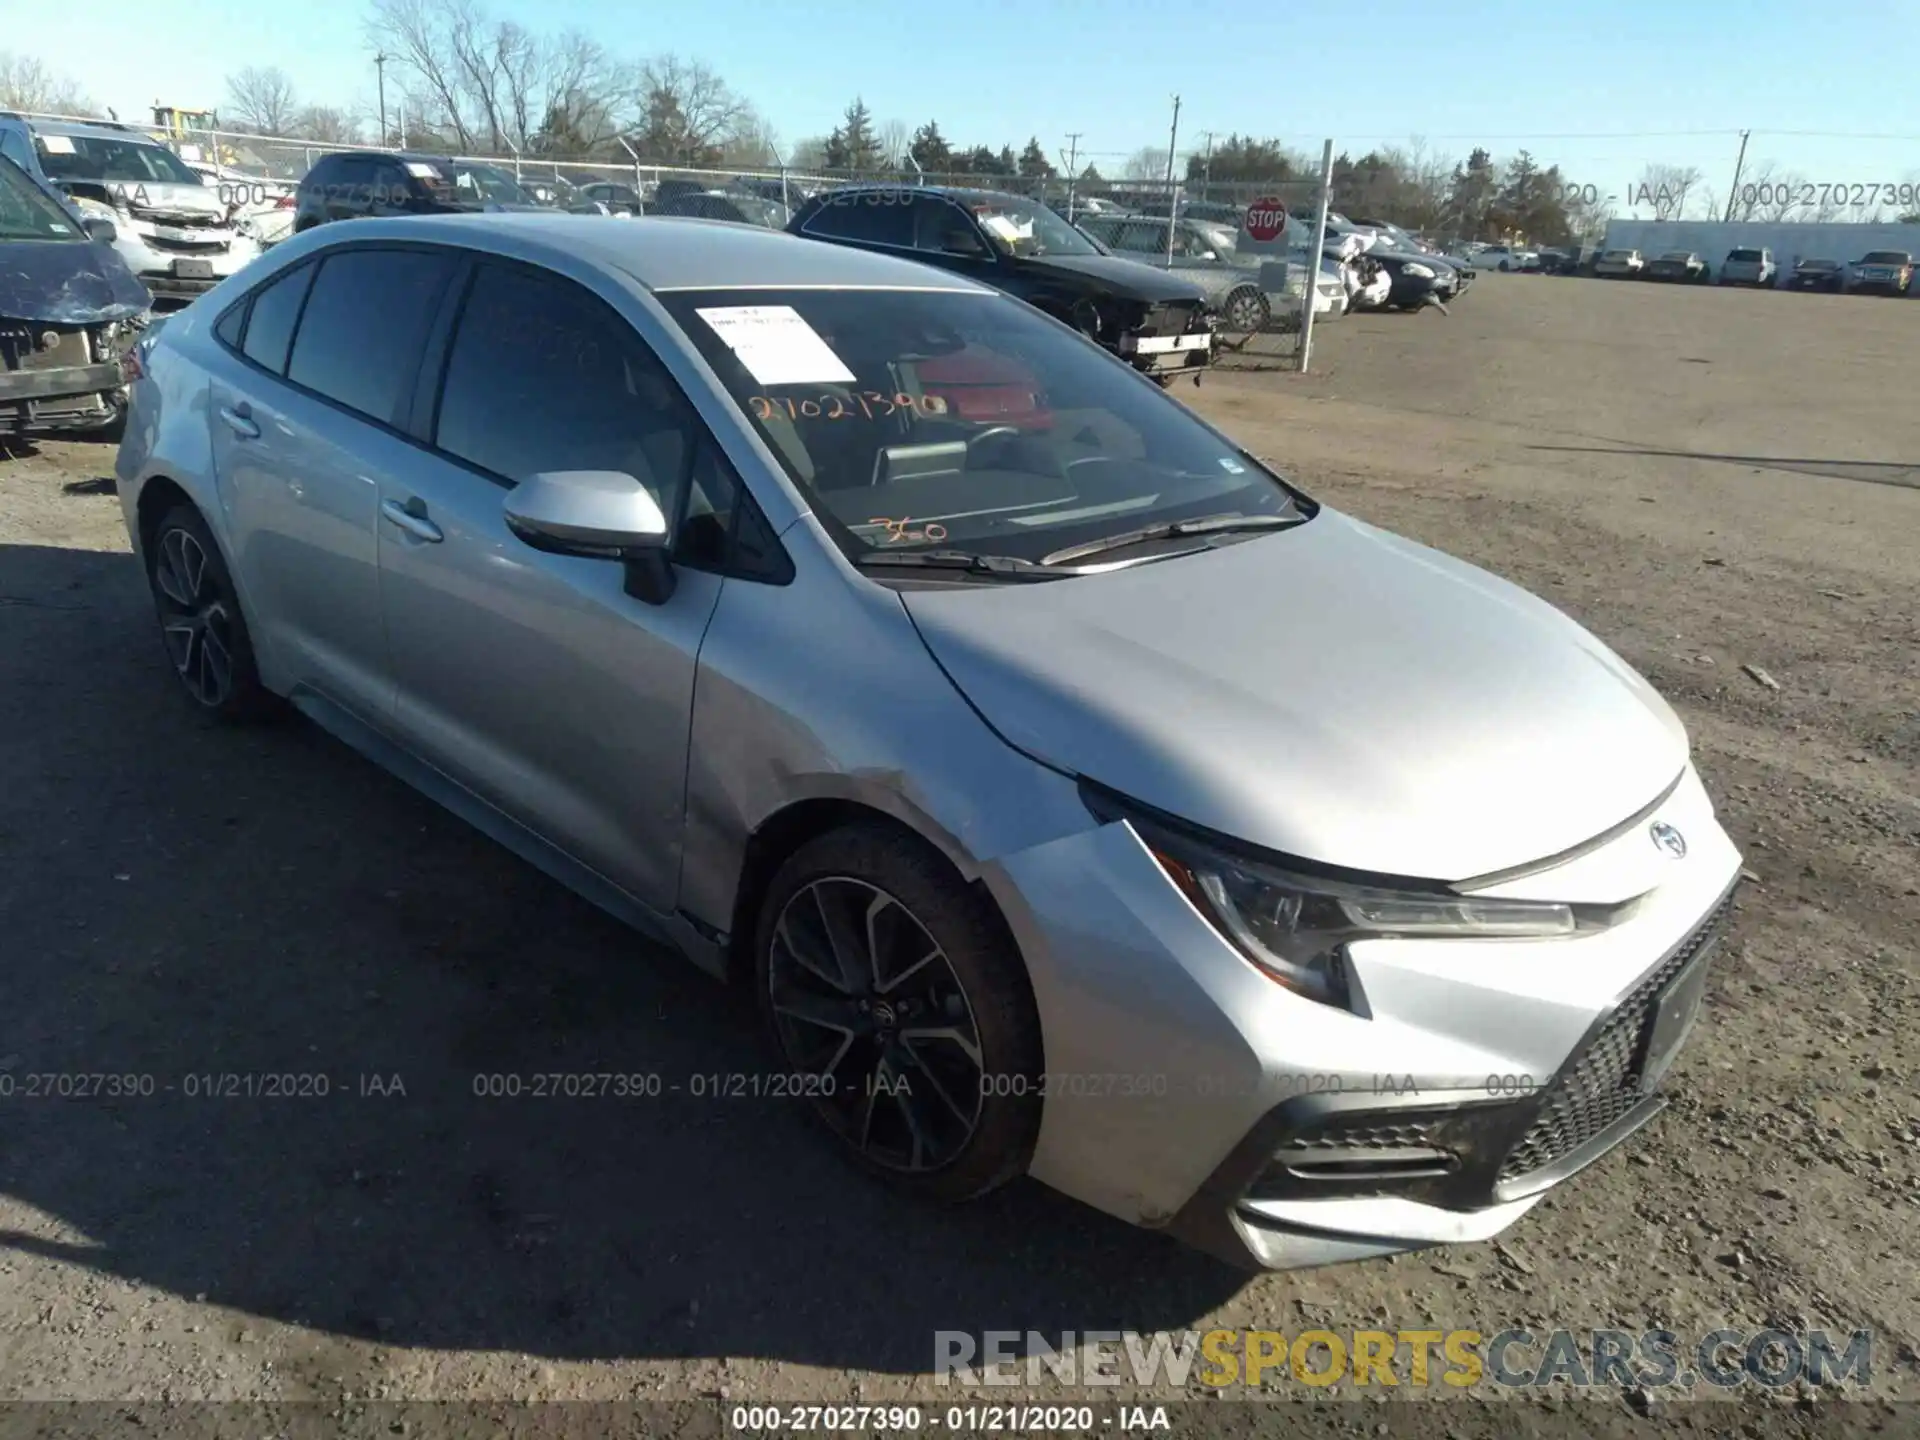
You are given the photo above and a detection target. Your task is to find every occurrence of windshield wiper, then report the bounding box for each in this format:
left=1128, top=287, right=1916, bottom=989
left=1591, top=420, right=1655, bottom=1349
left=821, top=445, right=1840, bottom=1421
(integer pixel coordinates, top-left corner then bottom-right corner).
left=853, top=548, right=1074, bottom=580
left=1040, top=512, right=1299, bottom=566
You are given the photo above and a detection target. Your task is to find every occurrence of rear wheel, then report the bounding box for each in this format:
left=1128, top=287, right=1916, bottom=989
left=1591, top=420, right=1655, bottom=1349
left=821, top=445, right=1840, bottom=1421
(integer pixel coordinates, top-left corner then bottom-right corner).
left=754, top=823, right=1044, bottom=1203
left=145, top=504, right=280, bottom=722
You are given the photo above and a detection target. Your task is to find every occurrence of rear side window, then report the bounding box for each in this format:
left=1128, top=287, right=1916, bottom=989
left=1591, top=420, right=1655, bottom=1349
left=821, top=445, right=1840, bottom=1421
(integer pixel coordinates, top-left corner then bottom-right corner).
left=802, top=195, right=914, bottom=246
left=286, top=248, right=454, bottom=425
left=239, top=260, right=316, bottom=374
left=432, top=261, right=696, bottom=518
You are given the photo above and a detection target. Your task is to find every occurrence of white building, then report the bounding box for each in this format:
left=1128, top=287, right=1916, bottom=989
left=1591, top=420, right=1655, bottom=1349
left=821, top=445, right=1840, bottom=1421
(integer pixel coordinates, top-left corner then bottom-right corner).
left=1602, top=220, right=1920, bottom=282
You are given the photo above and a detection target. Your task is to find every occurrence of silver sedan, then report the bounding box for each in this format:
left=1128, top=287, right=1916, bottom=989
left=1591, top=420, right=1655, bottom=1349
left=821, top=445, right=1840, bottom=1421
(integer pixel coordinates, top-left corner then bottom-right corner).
left=115, top=214, right=1743, bottom=1270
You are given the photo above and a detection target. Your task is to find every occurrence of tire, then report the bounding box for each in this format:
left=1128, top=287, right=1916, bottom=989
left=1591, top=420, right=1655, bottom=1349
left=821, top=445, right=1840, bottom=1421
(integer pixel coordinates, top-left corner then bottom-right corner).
left=753, top=822, right=1044, bottom=1204
left=144, top=504, right=281, bottom=722
left=1222, top=285, right=1269, bottom=332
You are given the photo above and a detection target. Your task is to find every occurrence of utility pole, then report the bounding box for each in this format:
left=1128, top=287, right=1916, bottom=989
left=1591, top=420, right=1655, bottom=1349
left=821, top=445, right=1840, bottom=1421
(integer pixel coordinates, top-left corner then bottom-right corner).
left=1198, top=131, right=1215, bottom=199
left=1163, top=95, right=1181, bottom=266
left=374, top=52, right=389, bottom=146
left=1061, top=132, right=1081, bottom=218
left=1722, top=129, right=1751, bottom=222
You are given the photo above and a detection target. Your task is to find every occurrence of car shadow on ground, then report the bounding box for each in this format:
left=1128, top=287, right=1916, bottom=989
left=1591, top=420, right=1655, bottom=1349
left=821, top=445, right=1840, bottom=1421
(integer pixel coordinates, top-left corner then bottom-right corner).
left=1526, top=443, right=1920, bottom=491
left=0, top=540, right=1246, bottom=1377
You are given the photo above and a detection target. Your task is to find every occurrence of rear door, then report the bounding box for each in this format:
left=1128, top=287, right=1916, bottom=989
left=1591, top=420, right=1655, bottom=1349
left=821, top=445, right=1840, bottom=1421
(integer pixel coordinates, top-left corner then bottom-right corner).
left=373, top=257, right=732, bottom=914
left=206, top=243, right=459, bottom=721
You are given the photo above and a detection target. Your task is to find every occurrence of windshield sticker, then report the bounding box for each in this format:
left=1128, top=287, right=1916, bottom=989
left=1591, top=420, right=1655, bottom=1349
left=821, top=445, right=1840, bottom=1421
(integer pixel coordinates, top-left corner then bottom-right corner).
left=48, top=222, right=71, bottom=234
left=37, top=134, right=76, bottom=154
left=1218, top=457, right=1247, bottom=474
left=864, top=517, right=948, bottom=544
left=404, top=162, right=439, bottom=178
left=697, top=305, right=857, bottom=387
left=977, top=213, right=1026, bottom=244
left=748, top=392, right=947, bottom=421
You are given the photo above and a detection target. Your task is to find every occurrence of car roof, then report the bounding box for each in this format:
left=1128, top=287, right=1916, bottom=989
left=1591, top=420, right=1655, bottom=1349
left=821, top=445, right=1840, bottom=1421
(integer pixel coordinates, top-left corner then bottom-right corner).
left=281, top=212, right=992, bottom=293
left=812, top=182, right=1034, bottom=207
left=23, top=117, right=158, bottom=143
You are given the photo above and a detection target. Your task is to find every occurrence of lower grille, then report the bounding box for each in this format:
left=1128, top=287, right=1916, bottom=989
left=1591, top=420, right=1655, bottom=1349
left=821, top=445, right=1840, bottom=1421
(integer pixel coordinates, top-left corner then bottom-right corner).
left=1497, top=892, right=1734, bottom=1184
left=145, top=233, right=231, bottom=254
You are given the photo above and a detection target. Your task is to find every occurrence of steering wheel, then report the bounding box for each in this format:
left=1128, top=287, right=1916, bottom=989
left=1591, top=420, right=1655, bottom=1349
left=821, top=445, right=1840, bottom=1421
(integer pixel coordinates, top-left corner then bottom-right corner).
left=965, top=425, right=1024, bottom=465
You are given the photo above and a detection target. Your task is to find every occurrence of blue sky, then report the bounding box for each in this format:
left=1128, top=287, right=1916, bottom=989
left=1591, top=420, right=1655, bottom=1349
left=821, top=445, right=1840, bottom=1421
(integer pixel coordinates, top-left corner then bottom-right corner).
left=9, top=0, right=1920, bottom=212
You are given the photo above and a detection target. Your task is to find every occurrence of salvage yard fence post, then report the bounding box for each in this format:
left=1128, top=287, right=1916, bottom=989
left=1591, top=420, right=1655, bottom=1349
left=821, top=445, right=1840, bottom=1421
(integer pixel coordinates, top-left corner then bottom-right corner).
left=1298, top=139, right=1336, bottom=374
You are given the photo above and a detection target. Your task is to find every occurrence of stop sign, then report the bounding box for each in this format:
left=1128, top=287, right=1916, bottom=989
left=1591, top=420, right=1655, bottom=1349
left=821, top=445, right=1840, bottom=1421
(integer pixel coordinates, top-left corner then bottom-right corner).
left=1244, top=196, right=1287, bottom=242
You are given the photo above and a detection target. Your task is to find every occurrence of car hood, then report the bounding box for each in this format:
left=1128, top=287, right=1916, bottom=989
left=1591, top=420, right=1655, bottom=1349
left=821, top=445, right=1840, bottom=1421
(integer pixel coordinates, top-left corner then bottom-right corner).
left=106, top=181, right=226, bottom=220
left=1019, top=251, right=1209, bottom=303
left=901, top=510, right=1689, bottom=882
left=0, top=237, right=151, bottom=323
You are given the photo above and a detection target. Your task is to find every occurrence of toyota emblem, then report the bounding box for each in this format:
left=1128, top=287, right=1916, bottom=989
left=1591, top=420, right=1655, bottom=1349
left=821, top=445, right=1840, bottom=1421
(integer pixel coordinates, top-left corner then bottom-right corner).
left=1650, top=822, right=1687, bottom=859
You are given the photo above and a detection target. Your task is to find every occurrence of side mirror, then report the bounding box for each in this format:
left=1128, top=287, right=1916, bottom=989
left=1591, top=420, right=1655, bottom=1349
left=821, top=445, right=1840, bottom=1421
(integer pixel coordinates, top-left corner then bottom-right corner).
left=84, top=216, right=117, bottom=243
left=502, top=470, right=677, bottom=604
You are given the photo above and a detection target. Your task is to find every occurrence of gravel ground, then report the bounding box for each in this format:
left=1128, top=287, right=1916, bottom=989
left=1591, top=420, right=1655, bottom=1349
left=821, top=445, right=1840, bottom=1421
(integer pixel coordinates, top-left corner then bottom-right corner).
left=0, top=272, right=1914, bottom=1429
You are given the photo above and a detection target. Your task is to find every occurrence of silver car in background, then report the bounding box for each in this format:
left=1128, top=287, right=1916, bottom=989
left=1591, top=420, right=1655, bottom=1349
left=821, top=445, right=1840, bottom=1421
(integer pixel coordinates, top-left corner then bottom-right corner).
left=115, top=215, right=1742, bottom=1270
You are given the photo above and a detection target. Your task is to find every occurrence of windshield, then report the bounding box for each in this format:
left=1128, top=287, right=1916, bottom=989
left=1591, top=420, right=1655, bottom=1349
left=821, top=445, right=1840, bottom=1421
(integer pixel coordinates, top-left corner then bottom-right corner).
left=1662, top=252, right=1692, bottom=261
left=659, top=287, right=1307, bottom=567
left=453, top=163, right=535, bottom=205
left=966, top=196, right=1099, bottom=258
left=1861, top=251, right=1909, bottom=264
left=1799, top=259, right=1837, bottom=270
left=36, top=132, right=202, bottom=186
left=0, top=157, right=84, bottom=241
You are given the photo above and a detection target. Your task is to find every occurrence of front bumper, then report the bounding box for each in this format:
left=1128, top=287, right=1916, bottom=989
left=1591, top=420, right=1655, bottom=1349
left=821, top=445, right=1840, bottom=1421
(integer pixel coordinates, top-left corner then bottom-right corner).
left=112, top=224, right=259, bottom=301
left=1116, top=329, right=1213, bottom=374
left=986, top=764, right=1743, bottom=1270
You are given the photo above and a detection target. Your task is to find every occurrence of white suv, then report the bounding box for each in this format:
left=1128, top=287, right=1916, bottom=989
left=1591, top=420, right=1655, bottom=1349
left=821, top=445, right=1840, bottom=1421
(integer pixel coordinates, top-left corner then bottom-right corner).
left=2, top=117, right=260, bottom=305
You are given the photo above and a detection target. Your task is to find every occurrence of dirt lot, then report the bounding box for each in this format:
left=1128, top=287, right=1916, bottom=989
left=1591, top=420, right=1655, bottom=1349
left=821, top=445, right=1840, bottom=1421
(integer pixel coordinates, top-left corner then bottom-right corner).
left=1, top=273, right=1915, bottom=1427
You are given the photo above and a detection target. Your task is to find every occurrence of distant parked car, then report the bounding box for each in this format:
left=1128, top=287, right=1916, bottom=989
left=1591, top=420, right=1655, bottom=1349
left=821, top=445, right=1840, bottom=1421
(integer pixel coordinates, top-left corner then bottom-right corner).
left=577, top=180, right=644, bottom=216
left=1476, top=244, right=1517, bottom=270
left=1787, top=257, right=1845, bottom=293
left=294, top=151, right=540, bottom=234
left=787, top=183, right=1214, bottom=383
left=1718, top=247, right=1776, bottom=287
left=1847, top=250, right=1914, bottom=295
left=1077, top=214, right=1283, bottom=330
left=1593, top=249, right=1645, bottom=278
left=651, top=190, right=790, bottom=229
left=1645, top=251, right=1709, bottom=284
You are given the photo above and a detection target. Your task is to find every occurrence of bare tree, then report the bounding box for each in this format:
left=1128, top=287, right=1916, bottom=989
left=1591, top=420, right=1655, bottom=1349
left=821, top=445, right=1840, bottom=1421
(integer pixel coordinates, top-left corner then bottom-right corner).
left=1631, top=162, right=1702, bottom=221
left=786, top=135, right=831, bottom=171
left=1121, top=145, right=1170, bottom=182
left=1689, top=185, right=1720, bottom=222
left=1379, top=136, right=1453, bottom=231
left=367, top=0, right=623, bottom=155
left=630, top=54, right=747, bottom=165
left=294, top=106, right=364, bottom=145
left=875, top=119, right=909, bottom=168
left=0, top=51, right=99, bottom=116
left=225, top=66, right=300, bottom=135
left=719, top=108, right=781, bottom=168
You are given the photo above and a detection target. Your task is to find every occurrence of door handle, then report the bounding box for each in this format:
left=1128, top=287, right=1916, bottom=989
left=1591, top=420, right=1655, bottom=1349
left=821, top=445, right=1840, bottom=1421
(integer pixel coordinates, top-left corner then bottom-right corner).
left=381, top=497, right=443, bottom=543
left=218, top=405, right=259, bottom=439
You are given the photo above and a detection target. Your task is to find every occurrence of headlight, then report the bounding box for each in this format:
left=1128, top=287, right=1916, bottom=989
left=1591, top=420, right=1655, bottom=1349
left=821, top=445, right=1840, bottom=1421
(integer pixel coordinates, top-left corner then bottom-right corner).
left=1089, top=792, right=1577, bottom=1008
left=1403, top=262, right=1436, bottom=279
left=71, top=194, right=121, bottom=219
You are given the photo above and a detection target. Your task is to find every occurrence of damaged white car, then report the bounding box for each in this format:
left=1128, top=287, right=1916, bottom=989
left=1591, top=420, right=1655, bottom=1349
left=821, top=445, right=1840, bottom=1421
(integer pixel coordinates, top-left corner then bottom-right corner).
left=0, top=118, right=260, bottom=306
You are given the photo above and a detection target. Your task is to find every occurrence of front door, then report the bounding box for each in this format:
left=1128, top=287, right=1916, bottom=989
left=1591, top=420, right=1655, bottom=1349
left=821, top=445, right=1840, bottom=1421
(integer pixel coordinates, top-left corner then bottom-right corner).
left=375, top=258, right=725, bottom=914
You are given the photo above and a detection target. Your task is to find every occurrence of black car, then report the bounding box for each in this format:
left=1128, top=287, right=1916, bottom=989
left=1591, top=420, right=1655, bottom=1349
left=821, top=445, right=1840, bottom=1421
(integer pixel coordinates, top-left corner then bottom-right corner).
left=1334, top=244, right=1457, bottom=310
left=1847, top=250, right=1914, bottom=295
left=786, top=184, right=1214, bottom=383
left=0, top=154, right=150, bottom=436
left=1788, top=257, right=1845, bottom=292
left=1645, top=251, right=1710, bottom=283
left=578, top=180, right=644, bottom=216
left=293, top=151, right=542, bottom=232
left=652, top=190, right=789, bottom=228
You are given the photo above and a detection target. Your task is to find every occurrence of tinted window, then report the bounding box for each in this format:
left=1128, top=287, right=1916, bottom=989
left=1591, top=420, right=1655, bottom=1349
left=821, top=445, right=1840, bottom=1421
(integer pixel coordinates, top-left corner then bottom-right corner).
left=910, top=198, right=987, bottom=256
left=238, top=260, right=316, bottom=374
left=803, top=194, right=914, bottom=246
left=434, top=262, right=697, bottom=520
left=286, top=249, right=452, bottom=424
left=1728, top=249, right=1761, bottom=262
left=214, top=301, right=247, bottom=350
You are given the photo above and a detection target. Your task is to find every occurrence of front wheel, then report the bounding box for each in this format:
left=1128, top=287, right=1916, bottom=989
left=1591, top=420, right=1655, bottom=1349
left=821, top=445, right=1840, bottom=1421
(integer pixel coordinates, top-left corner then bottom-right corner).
left=1222, top=285, right=1270, bottom=332
left=754, top=823, right=1044, bottom=1203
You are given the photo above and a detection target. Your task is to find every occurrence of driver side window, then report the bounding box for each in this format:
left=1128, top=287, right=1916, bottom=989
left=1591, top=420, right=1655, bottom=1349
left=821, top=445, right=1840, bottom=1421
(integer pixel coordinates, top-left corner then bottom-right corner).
left=911, top=198, right=987, bottom=257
